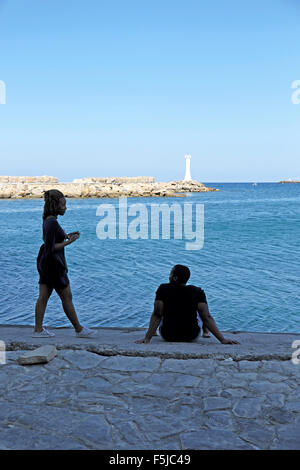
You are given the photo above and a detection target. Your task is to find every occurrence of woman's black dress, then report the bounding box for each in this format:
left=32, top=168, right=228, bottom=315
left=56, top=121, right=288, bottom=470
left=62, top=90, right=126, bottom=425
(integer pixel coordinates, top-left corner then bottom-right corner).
left=37, top=217, right=69, bottom=290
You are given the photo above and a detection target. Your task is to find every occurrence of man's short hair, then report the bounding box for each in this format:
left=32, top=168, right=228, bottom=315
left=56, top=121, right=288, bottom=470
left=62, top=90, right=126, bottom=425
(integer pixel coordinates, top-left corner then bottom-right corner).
left=172, top=265, right=190, bottom=284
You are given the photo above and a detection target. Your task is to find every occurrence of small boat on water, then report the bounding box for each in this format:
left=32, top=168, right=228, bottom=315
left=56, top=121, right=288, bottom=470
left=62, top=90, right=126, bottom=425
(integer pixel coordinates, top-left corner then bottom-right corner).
left=252, top=182, right=258, bottom=186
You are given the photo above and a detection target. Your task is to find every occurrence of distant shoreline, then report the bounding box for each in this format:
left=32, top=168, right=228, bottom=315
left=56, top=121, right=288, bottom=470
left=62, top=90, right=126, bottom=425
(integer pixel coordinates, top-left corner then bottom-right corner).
left=278, top=180, right=300, bottom=184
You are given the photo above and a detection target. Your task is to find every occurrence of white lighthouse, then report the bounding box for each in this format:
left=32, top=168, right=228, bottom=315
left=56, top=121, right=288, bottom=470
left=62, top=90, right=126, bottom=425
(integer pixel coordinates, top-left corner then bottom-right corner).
left=184, top=154, right=192, bottom=181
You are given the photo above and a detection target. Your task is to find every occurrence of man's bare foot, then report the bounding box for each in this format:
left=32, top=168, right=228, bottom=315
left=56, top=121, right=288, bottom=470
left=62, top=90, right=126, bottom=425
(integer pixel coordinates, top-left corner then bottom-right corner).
left=202, top=331, right=210, bottom=338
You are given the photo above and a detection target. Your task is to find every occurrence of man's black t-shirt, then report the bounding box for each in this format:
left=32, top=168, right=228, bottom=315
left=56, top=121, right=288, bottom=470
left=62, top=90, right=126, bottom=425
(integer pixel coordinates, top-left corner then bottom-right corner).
left=155, top=283, right=207, bottom=341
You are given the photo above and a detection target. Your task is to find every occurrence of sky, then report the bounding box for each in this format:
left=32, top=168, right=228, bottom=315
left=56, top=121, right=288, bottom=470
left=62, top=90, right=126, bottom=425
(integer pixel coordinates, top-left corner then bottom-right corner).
left=0, top=0, right=299, bottom=182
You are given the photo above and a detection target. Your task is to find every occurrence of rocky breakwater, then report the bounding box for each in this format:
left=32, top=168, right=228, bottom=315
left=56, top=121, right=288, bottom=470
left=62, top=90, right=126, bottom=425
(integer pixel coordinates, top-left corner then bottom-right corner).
left=0, top=176, right=58, bottom=183
left=72, top=176, right=156, bottom=184
left=0, top=176, right=59, bottom=199
left=278, top=180, right=300, bottom=184
left=0, top=176, right=218, bottom=199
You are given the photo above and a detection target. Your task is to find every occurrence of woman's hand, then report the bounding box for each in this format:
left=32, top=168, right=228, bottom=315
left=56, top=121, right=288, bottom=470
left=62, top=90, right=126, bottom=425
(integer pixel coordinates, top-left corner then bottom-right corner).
left=66, top=231, right=80, bottom=239
left=67, top=232, right=80, bottom=244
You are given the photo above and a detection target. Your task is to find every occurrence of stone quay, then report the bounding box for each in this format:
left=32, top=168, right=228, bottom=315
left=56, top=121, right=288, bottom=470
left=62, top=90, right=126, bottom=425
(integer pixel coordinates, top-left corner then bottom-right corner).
left=0, top=325, right=299, bottom=450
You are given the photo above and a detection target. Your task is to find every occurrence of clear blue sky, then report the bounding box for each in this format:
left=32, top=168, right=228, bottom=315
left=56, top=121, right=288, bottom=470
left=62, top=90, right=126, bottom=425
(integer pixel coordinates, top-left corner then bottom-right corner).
left=0, top=0, right=299, bottom=182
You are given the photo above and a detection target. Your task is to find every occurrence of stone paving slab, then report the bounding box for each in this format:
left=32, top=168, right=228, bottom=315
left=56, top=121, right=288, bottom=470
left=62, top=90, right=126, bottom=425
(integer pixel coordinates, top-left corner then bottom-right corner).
left=0, top=326, right=299, bottom=450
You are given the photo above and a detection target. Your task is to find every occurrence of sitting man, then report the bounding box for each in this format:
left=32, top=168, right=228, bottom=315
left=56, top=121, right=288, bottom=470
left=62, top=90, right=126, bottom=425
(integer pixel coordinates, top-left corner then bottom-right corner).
left=136, top=264, right=239, bottom=345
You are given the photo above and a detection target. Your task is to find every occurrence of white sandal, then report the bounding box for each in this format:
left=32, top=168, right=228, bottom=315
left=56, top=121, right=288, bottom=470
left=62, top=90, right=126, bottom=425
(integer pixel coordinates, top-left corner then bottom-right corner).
left=76, top=326, right=96, bottom=338
left=32, top=328, right=55, bottom=337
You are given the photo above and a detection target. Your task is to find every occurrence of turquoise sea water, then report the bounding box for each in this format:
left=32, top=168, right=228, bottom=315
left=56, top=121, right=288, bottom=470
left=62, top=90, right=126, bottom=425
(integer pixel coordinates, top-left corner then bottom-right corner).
left=0, top=183, right=299, bottom=333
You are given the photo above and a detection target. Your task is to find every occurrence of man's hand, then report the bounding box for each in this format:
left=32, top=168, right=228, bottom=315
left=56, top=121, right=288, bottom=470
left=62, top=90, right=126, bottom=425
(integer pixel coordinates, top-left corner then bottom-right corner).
left=220, top=338, right=240, bottom=345
left=197, top=303, right=240, bottom=345
left=135, top=337, right=151, bottom=344
left=135, top=303, right=163, bottom=345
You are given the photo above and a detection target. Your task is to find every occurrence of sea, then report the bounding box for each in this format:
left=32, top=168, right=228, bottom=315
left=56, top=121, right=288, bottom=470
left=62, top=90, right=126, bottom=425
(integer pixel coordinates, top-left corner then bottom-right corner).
left=0, top=182, right=299, bottom=333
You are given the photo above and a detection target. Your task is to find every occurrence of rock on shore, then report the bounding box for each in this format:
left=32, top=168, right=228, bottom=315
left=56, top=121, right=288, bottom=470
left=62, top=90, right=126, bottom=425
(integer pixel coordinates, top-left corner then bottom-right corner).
left=0, top=176, right=219, bottom=199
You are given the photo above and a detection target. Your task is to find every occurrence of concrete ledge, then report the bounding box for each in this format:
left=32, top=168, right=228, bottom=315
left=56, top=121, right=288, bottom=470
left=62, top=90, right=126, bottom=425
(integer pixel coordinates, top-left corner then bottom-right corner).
left=1, top=325, right=299, bottom=361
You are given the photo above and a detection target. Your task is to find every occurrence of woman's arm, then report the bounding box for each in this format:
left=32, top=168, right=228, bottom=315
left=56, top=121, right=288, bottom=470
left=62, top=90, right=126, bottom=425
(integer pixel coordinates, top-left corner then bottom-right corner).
left=44, top=220, right=57, bottom=258
left=54, top=233, right=79, bottom=251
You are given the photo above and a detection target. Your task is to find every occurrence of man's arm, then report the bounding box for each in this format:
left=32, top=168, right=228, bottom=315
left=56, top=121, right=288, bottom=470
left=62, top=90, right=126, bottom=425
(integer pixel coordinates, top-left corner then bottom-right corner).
left=197, top=302, right=240, bottom=345
left=135, top=300, right=163, bottom=344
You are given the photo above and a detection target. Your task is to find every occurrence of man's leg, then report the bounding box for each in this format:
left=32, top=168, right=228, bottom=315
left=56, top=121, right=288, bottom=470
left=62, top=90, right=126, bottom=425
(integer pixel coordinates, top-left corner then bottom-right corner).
left=197, top=312, right=210, bottom=337
left=202, top=320, right=211, bottom=337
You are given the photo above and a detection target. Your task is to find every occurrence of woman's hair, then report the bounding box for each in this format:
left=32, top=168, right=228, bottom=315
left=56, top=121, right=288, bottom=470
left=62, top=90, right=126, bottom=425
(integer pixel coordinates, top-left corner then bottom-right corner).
left=42, top=189, right=65, bottom=220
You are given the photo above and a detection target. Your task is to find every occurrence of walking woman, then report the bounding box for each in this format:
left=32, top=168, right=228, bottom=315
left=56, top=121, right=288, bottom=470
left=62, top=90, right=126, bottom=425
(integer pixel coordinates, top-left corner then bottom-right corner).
left=33, top=189, right=95, bottom=338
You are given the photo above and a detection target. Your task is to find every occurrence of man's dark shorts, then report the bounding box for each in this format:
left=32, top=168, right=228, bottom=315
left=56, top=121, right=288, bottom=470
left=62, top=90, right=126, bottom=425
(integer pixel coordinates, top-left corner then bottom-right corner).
left=159, top=325, right=201, bottom=342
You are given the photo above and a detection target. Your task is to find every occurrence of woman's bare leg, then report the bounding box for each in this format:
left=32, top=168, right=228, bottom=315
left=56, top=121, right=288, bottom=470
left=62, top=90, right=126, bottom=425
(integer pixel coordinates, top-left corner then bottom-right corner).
left=34, top=284, right=53, bottom=332
left=56, top=284, right=82, bottom=333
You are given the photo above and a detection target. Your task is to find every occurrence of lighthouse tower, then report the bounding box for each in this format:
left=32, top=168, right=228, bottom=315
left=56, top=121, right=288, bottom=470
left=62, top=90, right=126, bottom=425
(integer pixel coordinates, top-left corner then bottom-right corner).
left=184, top=154, right=192, bottom=181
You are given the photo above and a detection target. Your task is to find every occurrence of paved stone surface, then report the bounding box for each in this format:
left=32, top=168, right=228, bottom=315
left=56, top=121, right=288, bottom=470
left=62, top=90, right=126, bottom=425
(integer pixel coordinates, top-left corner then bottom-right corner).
left=0, top=326, right=299, bottom=449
